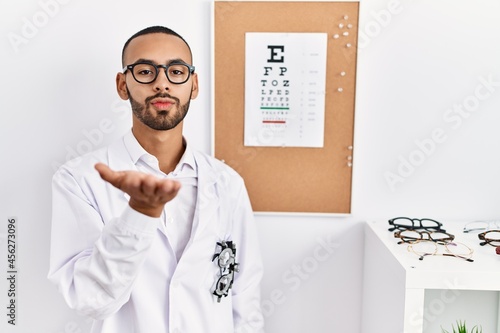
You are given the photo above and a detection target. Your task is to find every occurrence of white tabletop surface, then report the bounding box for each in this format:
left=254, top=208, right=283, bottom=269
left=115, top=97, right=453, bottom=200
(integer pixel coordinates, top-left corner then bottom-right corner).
left=367, top=219, right=500, bottom=290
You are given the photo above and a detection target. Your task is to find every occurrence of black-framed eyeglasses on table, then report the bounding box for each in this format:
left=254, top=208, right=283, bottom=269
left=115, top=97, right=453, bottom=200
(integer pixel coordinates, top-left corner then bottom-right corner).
left=388, top=217, right=445, bottom=232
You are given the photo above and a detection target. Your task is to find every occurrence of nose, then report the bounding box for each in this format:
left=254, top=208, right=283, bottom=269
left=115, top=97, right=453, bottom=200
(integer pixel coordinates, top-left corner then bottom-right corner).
left=153, top=68, right=171, bottom=91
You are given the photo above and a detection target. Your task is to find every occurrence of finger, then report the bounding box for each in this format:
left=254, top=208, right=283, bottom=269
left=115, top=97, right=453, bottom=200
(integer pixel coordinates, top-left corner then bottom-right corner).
left=156, top=179, right=182, bottom=200
left=95, top=163, right=125, bottom=189
left=140, top=174, right=158, bottom=196
left=95, top=163, right=115, bottom=182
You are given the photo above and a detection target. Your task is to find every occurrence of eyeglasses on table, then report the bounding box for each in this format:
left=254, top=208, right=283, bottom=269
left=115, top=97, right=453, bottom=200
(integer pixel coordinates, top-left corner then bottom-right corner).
left=407, top=240, right=474, bottom=262
left=394, top=229, right=455, bottom=245
left=463, top=220, right=500, bottom=233
left=388, top=217, right=445, bottom=232
left=478, top=230, right=500, bottom=247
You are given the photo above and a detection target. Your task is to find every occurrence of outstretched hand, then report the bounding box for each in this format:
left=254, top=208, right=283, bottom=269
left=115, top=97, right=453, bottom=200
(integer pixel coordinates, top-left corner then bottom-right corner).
left=95, top=163, right=181, bottom=217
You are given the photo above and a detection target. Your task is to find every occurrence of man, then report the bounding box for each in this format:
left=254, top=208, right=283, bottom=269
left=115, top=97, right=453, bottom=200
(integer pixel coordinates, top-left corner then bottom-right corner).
left=48, top=26, right=264, bottom=333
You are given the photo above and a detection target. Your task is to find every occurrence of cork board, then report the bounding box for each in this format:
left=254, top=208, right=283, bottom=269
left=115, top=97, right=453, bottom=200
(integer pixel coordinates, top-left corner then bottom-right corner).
left=213, top=1, right=359, bottom=213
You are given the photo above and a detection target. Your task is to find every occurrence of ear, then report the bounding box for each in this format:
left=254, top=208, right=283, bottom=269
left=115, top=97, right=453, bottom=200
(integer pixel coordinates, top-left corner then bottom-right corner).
left=190, top=72, right=199, bottom=100
left=116, top=72, right=129, bottom=100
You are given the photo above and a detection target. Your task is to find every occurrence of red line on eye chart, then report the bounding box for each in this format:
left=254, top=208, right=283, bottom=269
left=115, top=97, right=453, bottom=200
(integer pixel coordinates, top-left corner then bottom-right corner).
left=262, top=120, right=286, bottom=124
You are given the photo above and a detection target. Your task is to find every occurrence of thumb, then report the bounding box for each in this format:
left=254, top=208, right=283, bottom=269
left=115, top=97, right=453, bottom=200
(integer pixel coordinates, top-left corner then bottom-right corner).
left=95, top=163, right=118, bottom=184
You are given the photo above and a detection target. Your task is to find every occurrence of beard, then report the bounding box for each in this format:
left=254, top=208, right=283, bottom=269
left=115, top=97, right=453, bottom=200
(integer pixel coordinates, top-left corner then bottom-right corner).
left=128, top=88, right=192, bottom=131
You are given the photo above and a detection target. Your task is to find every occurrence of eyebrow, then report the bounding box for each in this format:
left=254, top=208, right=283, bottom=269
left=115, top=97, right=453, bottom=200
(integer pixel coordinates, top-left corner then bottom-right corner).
left=131, top=58, right=190, bottom=65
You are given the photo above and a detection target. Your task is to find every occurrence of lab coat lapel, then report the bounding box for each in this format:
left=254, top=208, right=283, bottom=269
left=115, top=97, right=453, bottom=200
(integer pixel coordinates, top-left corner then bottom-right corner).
left=191, top=152, right=220, bottom=240
left=106, top=138, right=140, bottom=203
left=94, top=138, right=140, bottom=216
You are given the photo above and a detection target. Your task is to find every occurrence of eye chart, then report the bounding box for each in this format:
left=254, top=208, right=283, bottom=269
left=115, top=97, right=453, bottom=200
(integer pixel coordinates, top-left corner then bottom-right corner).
left=244, top=32, right=328, bottom=148
left=214, top=1, right=359, bottom=213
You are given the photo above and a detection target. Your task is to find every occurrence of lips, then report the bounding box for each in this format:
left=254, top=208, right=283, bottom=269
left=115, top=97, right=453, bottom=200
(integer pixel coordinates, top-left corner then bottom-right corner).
left=150, top=98, right=175, bottom=110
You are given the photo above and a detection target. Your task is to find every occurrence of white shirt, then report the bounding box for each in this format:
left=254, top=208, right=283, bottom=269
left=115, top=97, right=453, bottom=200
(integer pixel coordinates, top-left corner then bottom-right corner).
left=124, top=132, right=196, bottom=262
left=48, top=130, right=265, bottom=333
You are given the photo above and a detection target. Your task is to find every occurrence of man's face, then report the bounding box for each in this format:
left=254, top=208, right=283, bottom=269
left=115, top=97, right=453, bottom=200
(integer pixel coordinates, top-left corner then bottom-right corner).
left=117, top=33, right=198, bottom=131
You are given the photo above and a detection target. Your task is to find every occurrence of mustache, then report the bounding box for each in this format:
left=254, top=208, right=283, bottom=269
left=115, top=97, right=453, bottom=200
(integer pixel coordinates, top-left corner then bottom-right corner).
left=145, top=93, right=180, bottom=105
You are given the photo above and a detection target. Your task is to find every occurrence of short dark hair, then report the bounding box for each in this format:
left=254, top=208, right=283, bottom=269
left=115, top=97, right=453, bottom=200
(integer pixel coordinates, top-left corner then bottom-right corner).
left=121, top=26, right=192, bottom=66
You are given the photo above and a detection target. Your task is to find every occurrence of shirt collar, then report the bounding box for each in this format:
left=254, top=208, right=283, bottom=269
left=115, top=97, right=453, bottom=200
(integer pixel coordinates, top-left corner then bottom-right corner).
left=123, top=129, right=148, bottom=164
left=123, top=129, right=196, bottom=174
left=175, top=144, right=196, bottom=175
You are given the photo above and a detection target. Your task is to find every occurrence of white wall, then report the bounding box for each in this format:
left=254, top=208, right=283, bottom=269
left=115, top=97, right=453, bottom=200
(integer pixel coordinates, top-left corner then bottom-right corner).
left=355, top=1, right=500, bottom=331
left=0, top=0, right=499, bottom=333
left=353, top=0, right=500, bottom=221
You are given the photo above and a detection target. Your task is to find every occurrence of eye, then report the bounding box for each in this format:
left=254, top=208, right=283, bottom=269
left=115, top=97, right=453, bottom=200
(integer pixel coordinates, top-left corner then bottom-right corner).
left=138, top=69, right=154, bottom=75
left=168, top=64, right=187, bottom=76
left=133, top=64, right=156, bottom=77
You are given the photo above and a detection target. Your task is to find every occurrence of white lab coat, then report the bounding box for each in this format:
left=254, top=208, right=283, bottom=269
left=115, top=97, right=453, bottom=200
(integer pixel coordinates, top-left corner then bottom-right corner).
left=47, top=133, right=265, bottom=333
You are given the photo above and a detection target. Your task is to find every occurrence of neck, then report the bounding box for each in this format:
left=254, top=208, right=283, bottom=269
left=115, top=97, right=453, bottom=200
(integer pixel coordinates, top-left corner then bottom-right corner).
left=132, top=120, right=185, bottom=174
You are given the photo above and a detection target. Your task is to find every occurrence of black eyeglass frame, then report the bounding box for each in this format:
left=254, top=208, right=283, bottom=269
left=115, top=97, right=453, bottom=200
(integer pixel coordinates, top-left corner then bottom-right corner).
left=388, top=217, right=445, bottom=232
left=123, top=61, right=196, bottom=85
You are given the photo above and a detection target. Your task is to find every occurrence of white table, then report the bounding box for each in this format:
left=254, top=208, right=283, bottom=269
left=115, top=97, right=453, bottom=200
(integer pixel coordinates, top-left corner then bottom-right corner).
left=362, top=220, right=500, bottom=333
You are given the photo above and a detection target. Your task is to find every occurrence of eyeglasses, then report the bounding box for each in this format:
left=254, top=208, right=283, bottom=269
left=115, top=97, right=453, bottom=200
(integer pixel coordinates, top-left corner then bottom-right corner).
left=123, top=61, right=195, bottom=84
left=478, top=230, right=500, bottom=247
left=212, top=241, right=239, bottom=302
left=407, top=240, right=474, bottom=262
left=213, top=270, right=236, bottom=302
left=463, top=220, right=500, bottom=233
left=388, top=217, right=445, bottom=232
left=394, top=229, right=455, bottom=245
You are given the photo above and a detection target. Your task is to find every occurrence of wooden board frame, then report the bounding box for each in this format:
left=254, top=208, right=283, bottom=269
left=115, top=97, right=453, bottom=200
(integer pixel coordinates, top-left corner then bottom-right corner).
left=213, top=1, right=359, bottom=214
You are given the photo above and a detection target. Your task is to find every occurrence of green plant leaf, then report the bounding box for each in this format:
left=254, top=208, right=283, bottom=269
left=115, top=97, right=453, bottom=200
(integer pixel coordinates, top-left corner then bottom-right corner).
left=441, top=320, right=482, bottom=333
